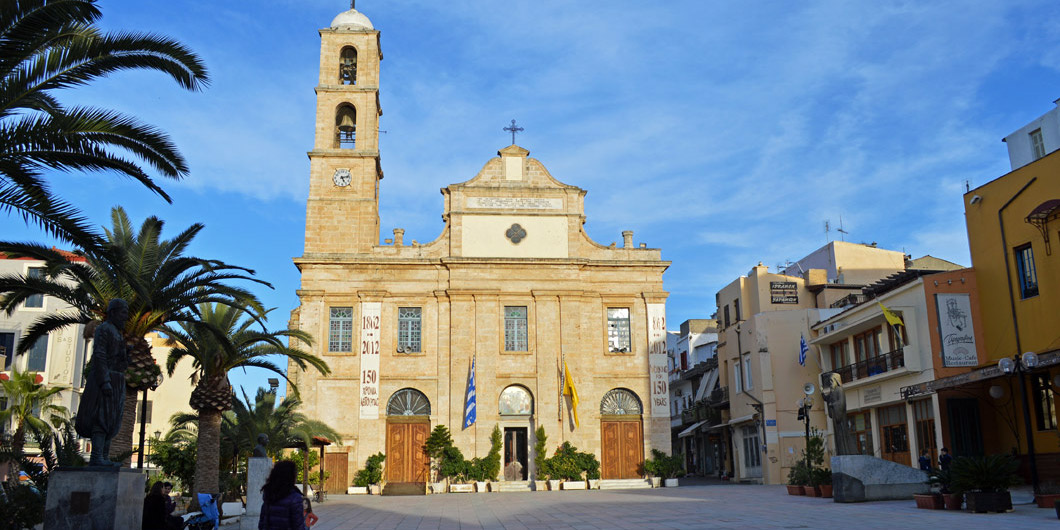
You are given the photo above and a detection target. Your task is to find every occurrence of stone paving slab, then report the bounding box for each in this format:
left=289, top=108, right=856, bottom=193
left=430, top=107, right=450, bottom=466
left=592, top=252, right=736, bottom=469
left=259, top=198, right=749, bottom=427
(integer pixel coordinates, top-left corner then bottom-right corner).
left=309, top=484, right=1057, bottom=530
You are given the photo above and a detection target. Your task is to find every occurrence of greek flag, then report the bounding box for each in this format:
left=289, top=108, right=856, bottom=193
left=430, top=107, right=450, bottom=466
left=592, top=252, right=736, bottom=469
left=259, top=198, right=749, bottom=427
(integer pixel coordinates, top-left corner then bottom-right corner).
left=463, top=356, right=477, bottom=429
left=799, top=335, right=808, bottom=366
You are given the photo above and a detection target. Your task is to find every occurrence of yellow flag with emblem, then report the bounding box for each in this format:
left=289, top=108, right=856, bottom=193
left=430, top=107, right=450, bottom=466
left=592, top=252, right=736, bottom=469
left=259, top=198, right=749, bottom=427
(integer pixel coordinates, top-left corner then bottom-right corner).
left=878, top=302, right=904, bottom=328
left=563, top=361, right=579, bottom=427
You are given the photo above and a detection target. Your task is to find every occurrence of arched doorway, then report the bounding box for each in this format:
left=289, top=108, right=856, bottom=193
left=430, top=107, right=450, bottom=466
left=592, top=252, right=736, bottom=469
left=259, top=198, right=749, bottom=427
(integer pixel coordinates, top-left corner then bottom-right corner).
left=385, top=388, right=430, bottom=484
left=600, top=388, right=644, bottom=479
left=499, top=385, right=534, bottom=480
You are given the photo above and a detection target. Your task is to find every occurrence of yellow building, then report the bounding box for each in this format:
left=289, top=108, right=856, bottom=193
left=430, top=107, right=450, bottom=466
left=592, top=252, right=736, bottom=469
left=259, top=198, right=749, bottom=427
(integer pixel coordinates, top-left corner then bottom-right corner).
left=962, top=143, right=1060, bottom=486
left=289, top=5, right=670, bottom=492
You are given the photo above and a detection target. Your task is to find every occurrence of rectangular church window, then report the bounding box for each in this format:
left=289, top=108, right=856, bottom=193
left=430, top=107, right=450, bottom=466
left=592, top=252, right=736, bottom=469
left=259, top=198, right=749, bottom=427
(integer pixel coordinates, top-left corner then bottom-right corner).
left=504, top=306, right=528, bottom=351
left=397, top=307, right=421, bottom=353
left=329, top=307, right=353, bottom=352
left=607, top=308, right=631, bottom=352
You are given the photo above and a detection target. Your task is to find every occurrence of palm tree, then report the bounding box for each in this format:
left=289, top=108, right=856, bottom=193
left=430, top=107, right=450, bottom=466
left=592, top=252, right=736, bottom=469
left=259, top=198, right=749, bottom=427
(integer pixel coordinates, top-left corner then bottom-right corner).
left=0, top=370, right=68, bottom=486
left=164, top=302, right=329, bottom=497
left=0, top=0, right=209, bottom=244
left=225, top=388, right=341, bottom=459
left=0, top=206, right=267, bottom=460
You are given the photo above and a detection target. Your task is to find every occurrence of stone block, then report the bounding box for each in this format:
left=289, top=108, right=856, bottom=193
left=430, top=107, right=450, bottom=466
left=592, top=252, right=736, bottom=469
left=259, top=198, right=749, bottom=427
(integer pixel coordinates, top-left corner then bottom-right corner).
left=830, top=455, right=927, bottom=503
left=44, top=467, right=145, bottom=530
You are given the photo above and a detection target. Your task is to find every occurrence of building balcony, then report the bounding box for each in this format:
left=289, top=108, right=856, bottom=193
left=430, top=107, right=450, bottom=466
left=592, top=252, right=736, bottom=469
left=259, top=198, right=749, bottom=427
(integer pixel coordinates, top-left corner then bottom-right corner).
left=707, top=386, right=729, bottom=406
left=827, top=348, right=905, bottom=385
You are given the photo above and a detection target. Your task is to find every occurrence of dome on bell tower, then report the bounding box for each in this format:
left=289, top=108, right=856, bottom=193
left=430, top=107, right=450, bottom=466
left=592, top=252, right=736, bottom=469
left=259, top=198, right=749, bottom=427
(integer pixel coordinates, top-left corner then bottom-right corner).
left=330, top=6, right=374, bottom=31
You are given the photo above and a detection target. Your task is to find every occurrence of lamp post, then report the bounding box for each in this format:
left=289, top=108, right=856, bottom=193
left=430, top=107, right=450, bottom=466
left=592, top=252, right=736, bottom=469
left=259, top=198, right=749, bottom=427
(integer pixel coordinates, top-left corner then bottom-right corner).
left=999, top=351, right=1040, bottom=494
left=136, top=373, right=163, bottom=469
left=797, top=397, right=813, bottom=462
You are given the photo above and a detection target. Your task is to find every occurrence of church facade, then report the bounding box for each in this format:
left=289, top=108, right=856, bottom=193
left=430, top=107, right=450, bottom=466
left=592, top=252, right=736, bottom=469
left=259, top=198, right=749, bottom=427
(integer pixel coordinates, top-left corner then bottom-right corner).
left=290, top=5, right=671, bottom=490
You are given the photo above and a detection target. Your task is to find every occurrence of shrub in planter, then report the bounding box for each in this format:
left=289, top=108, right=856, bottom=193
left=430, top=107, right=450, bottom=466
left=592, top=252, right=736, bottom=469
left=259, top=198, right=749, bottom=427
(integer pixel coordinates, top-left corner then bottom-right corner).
left=927, top=467, right=962, bottom=509
left=950, top=454, right=1019, bottom=514
left=787, top=461, right=809, bottom=495
left=644, top=449, right=685, bottom=484
left=1034, top=481, right=1060, bottom=509
left=533, top=426, right=548, bottom=488
left=353, top=452, right=386, bottom=489
left=811, top=468, right=833, bottom=498
left=424, top=425, right=454, bottom=483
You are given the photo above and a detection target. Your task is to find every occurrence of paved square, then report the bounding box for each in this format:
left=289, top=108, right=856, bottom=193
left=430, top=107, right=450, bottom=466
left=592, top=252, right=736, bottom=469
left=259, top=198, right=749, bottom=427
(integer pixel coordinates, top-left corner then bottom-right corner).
left=309, top=483, right=1056, bottom=529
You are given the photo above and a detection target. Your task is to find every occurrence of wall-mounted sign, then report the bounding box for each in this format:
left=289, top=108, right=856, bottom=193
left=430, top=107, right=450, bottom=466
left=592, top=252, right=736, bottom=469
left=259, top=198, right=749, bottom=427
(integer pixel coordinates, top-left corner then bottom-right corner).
left=936, top=293, right=978, bottom=367
left=467, top=197, right=563, bottom=210
left=359, top=302, right=382, bottom=419
left=647, top=303, right=669, bottom=417
left=765, top=419, right=776, bottom=426
left=863, top=386, right=881, bottom=404
left=770, top=281, right=799, bottom=304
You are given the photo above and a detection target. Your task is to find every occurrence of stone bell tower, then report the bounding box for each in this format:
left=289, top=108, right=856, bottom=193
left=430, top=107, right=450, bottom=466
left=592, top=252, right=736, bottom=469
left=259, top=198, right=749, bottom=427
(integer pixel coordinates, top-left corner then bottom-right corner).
left=303, top=2, right=382, bottom=255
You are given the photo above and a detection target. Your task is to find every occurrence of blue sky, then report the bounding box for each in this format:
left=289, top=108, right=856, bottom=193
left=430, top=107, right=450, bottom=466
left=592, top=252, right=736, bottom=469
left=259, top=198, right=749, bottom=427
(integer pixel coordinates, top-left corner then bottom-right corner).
left=7, top=0, right=1060, bottom=398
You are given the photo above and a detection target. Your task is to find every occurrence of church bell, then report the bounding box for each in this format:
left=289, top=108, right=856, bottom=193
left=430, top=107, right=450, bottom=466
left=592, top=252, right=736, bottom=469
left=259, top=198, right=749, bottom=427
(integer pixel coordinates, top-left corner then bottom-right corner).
left=338, top=113, right=356, bottom=133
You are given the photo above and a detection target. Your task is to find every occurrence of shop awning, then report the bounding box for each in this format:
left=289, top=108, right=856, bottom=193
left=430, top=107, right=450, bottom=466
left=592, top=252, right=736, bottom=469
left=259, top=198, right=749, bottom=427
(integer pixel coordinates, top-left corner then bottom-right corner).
left=901, top=349, right=1060, bottom=399
left=727, top=414, right=755, bottom=426
left=678, top=420, right=708, bottom=438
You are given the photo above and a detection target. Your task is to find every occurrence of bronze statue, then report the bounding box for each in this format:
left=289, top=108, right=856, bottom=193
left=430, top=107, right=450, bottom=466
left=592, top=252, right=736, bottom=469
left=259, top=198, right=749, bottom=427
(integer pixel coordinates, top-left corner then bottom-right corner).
left=75, top=299, right=130, bottom=467
left=253, top=433, right=270, bottom=457
left=822, top=372, right=855, bottom=456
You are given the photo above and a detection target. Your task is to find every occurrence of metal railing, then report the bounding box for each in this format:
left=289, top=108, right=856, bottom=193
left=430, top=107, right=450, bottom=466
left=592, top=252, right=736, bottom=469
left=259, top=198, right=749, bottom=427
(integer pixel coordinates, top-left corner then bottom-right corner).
left=827, top=348, right=905, bottom=384
left=708, top=387, right=729, bottom=406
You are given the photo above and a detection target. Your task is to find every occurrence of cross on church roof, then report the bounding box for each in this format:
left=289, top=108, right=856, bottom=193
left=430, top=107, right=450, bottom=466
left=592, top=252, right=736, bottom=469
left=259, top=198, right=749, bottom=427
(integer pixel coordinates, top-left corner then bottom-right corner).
left=350, top=1, right=356, bottom=8
left=503, top=119, right=524, bottom=145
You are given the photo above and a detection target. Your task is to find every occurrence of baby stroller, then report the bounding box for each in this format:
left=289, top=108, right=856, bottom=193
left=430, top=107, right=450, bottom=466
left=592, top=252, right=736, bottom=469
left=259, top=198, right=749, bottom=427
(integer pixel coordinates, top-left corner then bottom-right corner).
left=184, top=494, right=220, bottom=530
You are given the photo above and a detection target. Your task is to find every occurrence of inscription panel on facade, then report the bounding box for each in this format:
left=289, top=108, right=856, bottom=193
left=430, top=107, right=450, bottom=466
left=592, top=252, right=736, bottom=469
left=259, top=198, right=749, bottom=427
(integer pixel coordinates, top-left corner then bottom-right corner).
left=359, top=302, right=382, bottom=419
left=647, top=303, right=669, bottom=417
left=466, top=197, right=563, bottom=210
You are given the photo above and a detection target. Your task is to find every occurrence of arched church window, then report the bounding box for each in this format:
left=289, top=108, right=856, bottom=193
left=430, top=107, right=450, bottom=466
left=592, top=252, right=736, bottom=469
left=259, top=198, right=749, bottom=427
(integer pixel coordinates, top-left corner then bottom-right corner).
left=340, top=46, right=357, bottom=85
left=600, top=388, right=642, bottom=416
left=499, top=385, right=533, bottom=415
left=387, top=388, right=431, bottom=416
left=336, top=104, right=356, bottom=148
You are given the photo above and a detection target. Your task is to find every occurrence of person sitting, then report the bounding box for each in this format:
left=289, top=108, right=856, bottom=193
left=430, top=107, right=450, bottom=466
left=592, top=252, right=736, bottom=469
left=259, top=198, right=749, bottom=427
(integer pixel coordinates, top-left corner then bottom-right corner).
left=143, top=482, right=181, bottom=530
left=259, top=461, right=307, bottom=530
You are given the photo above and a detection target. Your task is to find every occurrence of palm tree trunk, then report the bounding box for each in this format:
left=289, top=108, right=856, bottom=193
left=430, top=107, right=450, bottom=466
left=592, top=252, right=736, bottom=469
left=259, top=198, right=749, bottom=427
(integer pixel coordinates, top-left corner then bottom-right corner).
left=194, top=408, right=223, bottom=497
left=6, top=427, right=25, bottom=488
left=110, top=388, right=138, bottom=466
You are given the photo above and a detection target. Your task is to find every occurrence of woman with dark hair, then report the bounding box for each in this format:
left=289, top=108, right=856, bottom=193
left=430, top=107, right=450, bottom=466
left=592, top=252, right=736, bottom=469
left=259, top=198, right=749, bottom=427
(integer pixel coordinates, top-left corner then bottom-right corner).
left=143, top=481, right=172, bottom=530
left=259, top=461, right=308, bottom=530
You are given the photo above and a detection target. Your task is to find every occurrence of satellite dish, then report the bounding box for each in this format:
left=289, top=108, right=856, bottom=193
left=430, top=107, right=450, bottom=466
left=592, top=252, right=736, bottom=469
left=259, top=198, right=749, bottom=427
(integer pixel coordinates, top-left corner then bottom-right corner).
left=803, top=383, right=816, bottom=396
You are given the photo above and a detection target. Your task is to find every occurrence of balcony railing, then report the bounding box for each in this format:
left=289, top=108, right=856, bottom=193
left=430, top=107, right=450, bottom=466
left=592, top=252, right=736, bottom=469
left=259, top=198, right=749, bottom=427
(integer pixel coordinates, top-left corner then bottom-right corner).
left=708, top=387, right=729, bottom=406
left=830, top=293, right=867, bottom=309
left=827, top=348, right=905, bottom=384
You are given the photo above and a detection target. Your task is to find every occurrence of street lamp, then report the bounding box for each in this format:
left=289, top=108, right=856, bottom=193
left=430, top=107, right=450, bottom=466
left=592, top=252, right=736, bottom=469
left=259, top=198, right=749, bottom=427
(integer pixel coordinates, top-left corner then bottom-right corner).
left=796, top=383, right=816, bottom=466
left=998, top=351, right=1040, bottom=493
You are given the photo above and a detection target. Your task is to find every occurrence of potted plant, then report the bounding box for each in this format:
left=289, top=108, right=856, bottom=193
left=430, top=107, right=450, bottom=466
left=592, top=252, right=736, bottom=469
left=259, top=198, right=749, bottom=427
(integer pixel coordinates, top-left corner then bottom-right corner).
left=927, top=467, right=962, bottom=510
left=424, top=425, right=454, bottom=494
left=547, top=442, right=587, bottom=489
left=580, top=450, right=601, bottom=489
left=439, top=446, right=474, bottom=493
left=1034, top=481, right=1060, bottom=509
left=950, top=454, right=1020, bottom=513
left=533, top=427, right=548, bottom=491
left=812, top=468, right=833, bottom=498
left=352, top=452, right=386, bottom=495
left=485, top=423, right=502, bottom=489
left=786, top=461, right=808, bottom=495
left=644, top=450, right=684, bottom=487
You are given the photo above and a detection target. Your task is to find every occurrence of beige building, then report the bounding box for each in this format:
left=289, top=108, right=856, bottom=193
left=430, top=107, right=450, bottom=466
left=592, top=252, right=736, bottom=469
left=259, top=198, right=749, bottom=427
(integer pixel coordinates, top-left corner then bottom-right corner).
left=289, top=5, right=670, bottom=492
left=715, top=242, right=926, bottom=484
left=131, top=333, right=197, bottom=468
left=0, top=251, right=89, bottom=434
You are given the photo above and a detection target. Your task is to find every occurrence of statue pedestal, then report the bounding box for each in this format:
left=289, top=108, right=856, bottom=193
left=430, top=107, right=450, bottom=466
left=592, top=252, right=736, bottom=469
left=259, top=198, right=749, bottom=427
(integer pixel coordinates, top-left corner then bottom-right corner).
left=831, top=455, right=927, bottom=503
left=241, top=457, right=273, bottom=530
left=44, top=467, right=145, bottom=530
